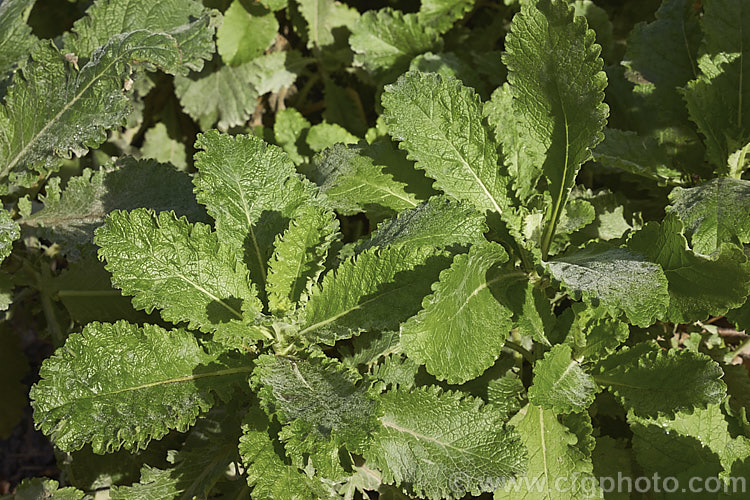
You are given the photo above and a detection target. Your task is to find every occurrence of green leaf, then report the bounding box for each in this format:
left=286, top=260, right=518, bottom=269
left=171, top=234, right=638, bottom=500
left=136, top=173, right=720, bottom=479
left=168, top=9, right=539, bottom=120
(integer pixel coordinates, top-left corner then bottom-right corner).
left=628, top=214, right=750, bottom=323
left=503, top=0, right=608, bottom=257
left=623, top=0, right=700, bottom=121
left=193, top=131, right=318, bottom=298
left=350, top=9, right=441, bottom=83
left=95, top=209, right=261, bottom=332
left=683, top=0, right=750, bottom=171
left=383, top=71, right=509, bottom=215
left=111, top=407, right=244, bottom=499
left=528, top=344, right=599, bottom=414
left=668, top=177, right=750, bottom=255
left=274, top=108, right=311, bottom=165
left=562, top=303, right=629, bottom=362
left=358, top=195, right=487, bottom=252
left=297, top=0, right=359, bottom=50
left=365, top=387, right=527, bottom=500
left=484, top=84, right=542, bottom=201
left=0, top=207, right=19, bottom=264
left=496, top=404, right=601, bottom=499
left=727, top=300, right=750, bottom=333
left=217, top=0, right=277, bottom=66
left=62, top=0, right=215, bottom=70
left=0, top=30, right=211, bottom=191
left=629, top=403, right=750, bottom=477
left=0, top=0, right=36, bottom=76
left=246, top=50, right=309, bottom=95
left=401, top=242, right=516, bottom=384
left=252, top=354, right=377, bottom=450
left=266, top=205, right=339, bottom=315
left=48, top=257, right=155, bottom=324
left=417, top=0, right=476, bottom=33
left=594, top=342, right=726, bottom=418
left=410, top=51, right=489, bottom=99
left=239, top=406, right=329, bottom=499
left=593, top=128, right=684, bottom=185
left=306, top=122, right=358, bottom=152
left=12, top=478, right=85, bottom=500
left=546, top=242, right=669, bottom=327
left=141, top=123, right=188, bottom=170
left=300, top=246, right=449, bottom=345
left=20, top=159, right=206, bottom=258
left=174, top=59, right=259, bottom=131
left=308, top=142, right=419, bottom=215
left=30, top=321, right=252, bottom=453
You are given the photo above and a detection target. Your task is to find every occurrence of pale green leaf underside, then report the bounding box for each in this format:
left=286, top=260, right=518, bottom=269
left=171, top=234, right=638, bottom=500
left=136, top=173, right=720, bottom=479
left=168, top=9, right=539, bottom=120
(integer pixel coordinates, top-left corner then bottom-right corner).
left=301, top=245, right=450, bottom=345
left=266, top=205, right=339, bottom=315
left=95, top=209, right=260, bottom=332
left=528, top=343, right=598, bottom=414
left=503, top=0, right=608, bottom=256
left=668, top=177, right=750, bottom=255
left=546, top=242, right=669, bottom=327
left=594, top=342, right=726, bottom=418
left=216, top=0, right=277, bottom=66
left=30, top=321, right=252, bottom=453
left=366, top=387, right=527, bottom=500
left=383, top=71, right=509, bottom=215
left=0, top=28, right=210, bottom=190
left=401, top=242, right=515, bottom=384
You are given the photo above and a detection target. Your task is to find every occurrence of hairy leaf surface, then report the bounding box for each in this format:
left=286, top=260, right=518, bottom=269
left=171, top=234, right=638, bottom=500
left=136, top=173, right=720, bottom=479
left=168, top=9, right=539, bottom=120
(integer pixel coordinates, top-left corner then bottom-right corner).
left=266, top=205, right=339, bottom=315
left=193, top=131, right=318, bottom=297
left=96, top=209, right=261, bottom=332
left=503, top=0, right=608, bottom=257
left=667, top=177, right=750, bottom=255
left=383, top=71, right=509, bottom=215
left=20, top=159, right=206, bottom=258
left=0, top=30, right=210, bottom=191
left=546, top=242, right=669, bottom=327
left=63, top=0, right=214, bottom=70
left=401, top=242, right=516, bottom=384
left=31, top=321, right=252, bottom=453
left=628, top=214, right=750, bottom=323
left=495, top=404, right=601, bottom=499
left=365, top=387, right=527, bottom=499
left=358, top=196, right=487, bottom=252
left=0, top=0, right=36, bottom=76
left=309, top=142, right=419, bottom=215
left=594, top=342, right=726, bottom=418
left=301, top=245, right=449, bottom=345
left=528, top=344, right=599, bottom=414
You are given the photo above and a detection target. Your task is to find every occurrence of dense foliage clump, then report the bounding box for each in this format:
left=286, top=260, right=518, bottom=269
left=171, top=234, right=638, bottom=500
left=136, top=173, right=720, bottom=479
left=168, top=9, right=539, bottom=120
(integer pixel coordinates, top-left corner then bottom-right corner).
left=1, top=0, right=750, bottom=498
